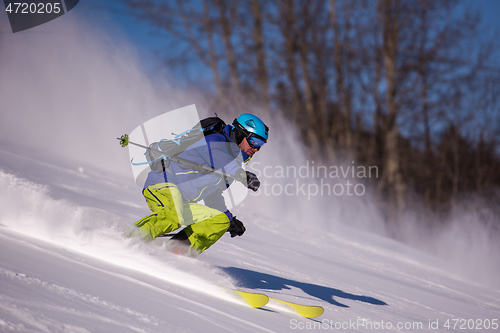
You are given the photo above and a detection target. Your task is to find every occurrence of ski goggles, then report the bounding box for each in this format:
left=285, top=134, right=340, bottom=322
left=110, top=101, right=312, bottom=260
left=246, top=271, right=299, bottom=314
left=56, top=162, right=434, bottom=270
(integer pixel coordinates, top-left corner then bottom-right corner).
left=247, top=134, right=266, bottom=149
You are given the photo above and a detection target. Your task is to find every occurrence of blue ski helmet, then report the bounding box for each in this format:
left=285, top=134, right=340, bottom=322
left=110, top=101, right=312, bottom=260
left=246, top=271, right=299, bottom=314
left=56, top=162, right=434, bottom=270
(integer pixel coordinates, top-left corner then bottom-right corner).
left=232, top=113, right=269, bottom=149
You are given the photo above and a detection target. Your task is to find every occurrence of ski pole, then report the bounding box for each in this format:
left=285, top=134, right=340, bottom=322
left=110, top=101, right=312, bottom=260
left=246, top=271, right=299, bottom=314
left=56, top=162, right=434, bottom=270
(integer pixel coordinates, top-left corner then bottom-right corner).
left=118, top=134, right=238, bottom=182
left=118, top=134, right=149, bottom=150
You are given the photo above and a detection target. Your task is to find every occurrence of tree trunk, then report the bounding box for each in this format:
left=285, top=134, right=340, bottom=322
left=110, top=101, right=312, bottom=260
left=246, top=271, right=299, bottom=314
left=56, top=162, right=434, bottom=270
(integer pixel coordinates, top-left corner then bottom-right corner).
left=297, top=1, right=320, bottom=156
left=371, top=42, right=383, bottom=176
left=380, top=0, right=405, bottom=210
left=250, top=0, right=270, bottom=115
left=329, top=0, right=351, bottom=148
left=202, top=1, right=223, bottom=104
left=451, top=127, right=460, bottom=204
left=280, top=1, right=302, bottom=123
left=216, top=0, right=240, bottom=96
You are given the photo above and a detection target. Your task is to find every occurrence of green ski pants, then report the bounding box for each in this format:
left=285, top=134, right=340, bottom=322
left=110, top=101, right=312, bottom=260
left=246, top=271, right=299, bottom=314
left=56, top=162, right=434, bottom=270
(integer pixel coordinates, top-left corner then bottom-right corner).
left=133, top=183, right=230, bottom=253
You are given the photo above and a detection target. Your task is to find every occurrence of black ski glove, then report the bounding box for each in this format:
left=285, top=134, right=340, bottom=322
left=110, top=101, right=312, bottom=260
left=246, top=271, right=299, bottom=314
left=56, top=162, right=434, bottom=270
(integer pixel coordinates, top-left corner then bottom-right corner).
left=236, top=169, right=260, bottom=192
left=227, top=217, right=246, bottom=238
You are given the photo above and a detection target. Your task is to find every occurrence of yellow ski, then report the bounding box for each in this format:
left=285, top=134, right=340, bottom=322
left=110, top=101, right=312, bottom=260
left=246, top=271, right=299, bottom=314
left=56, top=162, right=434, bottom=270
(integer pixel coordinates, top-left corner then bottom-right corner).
left=270, top=297, right=324, bottom=318
left=222, top=288, right=324, bottom=317
left=230, top=289, right=269, bottom=308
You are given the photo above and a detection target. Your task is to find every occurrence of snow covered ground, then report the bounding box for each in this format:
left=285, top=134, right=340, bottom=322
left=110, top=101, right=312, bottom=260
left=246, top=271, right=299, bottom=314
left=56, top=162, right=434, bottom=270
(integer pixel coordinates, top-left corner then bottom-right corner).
left=0, top=147, right=499, bottom=332
left=1, top=13, right=499, bottom=333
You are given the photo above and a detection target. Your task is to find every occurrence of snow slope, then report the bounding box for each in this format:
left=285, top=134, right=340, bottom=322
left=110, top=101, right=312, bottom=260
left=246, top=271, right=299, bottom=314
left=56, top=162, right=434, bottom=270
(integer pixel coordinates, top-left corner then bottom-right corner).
left=1, top=13, right=499, bottom=333
left=1, top=147, right=499, bottom=333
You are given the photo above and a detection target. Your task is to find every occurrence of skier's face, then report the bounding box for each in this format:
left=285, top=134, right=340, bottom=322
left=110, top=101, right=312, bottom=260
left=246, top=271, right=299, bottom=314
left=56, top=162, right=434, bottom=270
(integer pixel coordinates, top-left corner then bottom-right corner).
left=239, top=137, right=259, bottom=156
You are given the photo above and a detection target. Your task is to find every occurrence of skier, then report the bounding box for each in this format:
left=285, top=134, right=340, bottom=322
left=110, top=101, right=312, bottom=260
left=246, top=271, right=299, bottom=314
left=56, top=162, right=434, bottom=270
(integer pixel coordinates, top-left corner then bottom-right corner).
left=131, top=113, right=269, bottom=256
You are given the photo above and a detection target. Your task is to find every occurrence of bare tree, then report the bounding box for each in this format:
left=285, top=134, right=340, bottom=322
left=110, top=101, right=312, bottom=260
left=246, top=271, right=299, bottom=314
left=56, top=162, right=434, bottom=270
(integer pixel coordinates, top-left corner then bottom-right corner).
left=275, top=0, right=303, bottom=123
left=127, top=0, right=500, bottom=213
left=378, top=0, right=406, bottom=210
left=215, top=0, right=241, bottom=97
left=202, top=0, right=223, bottom=103
left=329, top=0, right=354, bottom=149
left=250, top=0, right=270, bottom=114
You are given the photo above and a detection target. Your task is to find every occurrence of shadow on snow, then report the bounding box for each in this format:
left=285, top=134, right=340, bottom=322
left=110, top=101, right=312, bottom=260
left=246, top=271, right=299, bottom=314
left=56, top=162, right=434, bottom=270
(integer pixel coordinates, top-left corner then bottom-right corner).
left=218, top=266, right=388, bottom=308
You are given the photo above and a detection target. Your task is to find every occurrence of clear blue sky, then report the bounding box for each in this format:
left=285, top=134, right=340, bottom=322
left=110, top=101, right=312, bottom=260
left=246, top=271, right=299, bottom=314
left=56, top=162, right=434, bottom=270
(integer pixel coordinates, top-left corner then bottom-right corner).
left=78, top=0, right=165, bottom=54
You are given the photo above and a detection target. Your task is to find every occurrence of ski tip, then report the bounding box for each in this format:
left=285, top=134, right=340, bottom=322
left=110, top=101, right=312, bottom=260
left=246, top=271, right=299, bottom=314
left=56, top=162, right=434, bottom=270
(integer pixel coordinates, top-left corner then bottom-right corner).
left=300, top=306, right=324, bottom=319
left=270, top=297, right=324, bottom=318
left=233, top=290, right=269, bottom=308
